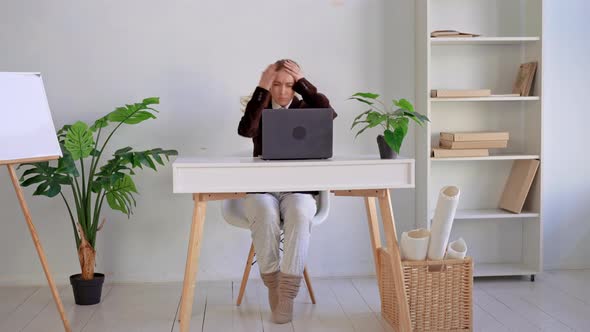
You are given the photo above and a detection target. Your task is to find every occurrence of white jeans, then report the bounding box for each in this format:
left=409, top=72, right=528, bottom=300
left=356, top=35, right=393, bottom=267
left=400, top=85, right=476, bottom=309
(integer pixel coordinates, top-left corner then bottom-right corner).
left=244, top=193, right=317, bottom=276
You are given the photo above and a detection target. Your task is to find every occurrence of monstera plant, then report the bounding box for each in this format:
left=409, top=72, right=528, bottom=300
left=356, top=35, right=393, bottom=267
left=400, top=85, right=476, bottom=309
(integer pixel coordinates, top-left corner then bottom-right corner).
left=19, top=97, right=177, bottom=304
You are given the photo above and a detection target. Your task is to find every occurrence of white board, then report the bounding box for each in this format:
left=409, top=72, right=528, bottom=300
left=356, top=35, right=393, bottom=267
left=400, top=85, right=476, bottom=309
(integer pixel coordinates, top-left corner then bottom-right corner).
left=0, top=72, right=62, bottom=164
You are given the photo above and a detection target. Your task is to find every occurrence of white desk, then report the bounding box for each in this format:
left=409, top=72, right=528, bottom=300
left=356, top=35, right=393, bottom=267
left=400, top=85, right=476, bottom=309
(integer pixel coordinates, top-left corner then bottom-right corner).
left=173, top=156, right=415, bottom=331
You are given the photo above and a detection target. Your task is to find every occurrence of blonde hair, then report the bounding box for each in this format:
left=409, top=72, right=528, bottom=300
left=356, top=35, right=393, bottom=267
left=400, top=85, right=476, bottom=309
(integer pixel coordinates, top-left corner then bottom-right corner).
left=240, top=94, right=252, bottom=113
left=274, top=59, right=299, bottom=71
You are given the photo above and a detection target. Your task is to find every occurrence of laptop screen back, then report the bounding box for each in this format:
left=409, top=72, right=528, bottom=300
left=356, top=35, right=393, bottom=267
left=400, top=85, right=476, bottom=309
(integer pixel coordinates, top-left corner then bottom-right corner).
left=261, top=108, right=333, bottom=160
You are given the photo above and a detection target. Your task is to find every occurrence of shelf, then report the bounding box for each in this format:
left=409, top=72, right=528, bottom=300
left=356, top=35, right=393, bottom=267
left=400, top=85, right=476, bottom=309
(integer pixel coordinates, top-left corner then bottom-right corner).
left=431, top=37, right=540, bottom=45
left=474, top=263, right=538, bottom=277
left=431, top=154, right=539, bottom=162
left=431, top=96, right=540, bottom=102
left=454, top=209, right=539, bottom=220
left=428, top=209, right=539, bottom=221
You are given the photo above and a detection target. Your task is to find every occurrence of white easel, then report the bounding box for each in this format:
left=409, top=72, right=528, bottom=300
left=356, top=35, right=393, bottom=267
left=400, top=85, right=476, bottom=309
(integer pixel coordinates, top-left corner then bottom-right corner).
left=0, top=72, right=71, bottom=332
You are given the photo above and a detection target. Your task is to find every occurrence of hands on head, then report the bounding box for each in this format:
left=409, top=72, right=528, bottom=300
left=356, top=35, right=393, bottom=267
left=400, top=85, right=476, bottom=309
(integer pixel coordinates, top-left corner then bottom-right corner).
left=259, top=64, right=278, bottom=90
left=282, top=60, right=304, bottom=82
left=258, top=60, right=304, bottom=90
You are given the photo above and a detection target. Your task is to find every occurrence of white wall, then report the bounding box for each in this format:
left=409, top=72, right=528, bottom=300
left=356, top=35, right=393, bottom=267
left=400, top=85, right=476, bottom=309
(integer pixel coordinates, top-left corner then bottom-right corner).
left=0, top=0, right=418, bottom=285
left=1, top=0, right=587, bottom=286
left=542, top=0, right=590, bottom=269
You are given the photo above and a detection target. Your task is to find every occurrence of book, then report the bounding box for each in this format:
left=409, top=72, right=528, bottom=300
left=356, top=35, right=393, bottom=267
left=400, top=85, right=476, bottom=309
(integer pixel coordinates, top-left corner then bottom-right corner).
left=512, top=62, right=538, bottom=96
left=440, top=132, right=510, bottom=142
left=439, top=140, right=508, bottom=149
left=431, top=89, right=492, bottom=98
left=499, top=159, right=540, bottom=213
left=490, top=94, right=521, bottom=97
left=431, top=30, right=481, bottom=38
left=432, top=148, right=489, bottom=158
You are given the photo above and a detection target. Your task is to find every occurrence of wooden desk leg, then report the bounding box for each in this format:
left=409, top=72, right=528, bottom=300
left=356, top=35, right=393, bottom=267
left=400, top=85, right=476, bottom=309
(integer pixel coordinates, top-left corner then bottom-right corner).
left=7, top=165, right=72, bottom=332
left=364, top=197, right=382, bottom=282
left=378, top=189, right=412, bottom=332
left=178, top=194, right=207, bottom=332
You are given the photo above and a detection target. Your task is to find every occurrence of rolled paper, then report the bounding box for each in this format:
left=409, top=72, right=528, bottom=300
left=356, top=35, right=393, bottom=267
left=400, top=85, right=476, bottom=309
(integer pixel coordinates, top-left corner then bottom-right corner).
left=445, top=237, right=467, bottom=259
left=428, top=186, right=461, bottom=260
left=401, top=228, right=430, bottom=261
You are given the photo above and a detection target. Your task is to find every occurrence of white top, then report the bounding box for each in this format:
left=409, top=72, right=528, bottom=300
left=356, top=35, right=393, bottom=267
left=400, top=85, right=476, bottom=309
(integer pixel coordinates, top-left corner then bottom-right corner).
left=271, top=98, right=293, bottom=110
left=174, top=155, right=413, bottom=167
left=173, top=155, right=415, bottom=193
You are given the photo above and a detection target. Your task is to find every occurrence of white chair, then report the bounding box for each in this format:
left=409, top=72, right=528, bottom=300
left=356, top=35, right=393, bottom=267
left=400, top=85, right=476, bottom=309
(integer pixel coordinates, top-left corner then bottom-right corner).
left=222, top=191, right=331, bottom=305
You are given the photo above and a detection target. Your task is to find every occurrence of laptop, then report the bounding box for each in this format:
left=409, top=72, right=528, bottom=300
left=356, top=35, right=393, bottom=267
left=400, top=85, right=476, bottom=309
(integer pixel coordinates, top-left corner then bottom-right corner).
left=261, top=108, right=333, bottom=160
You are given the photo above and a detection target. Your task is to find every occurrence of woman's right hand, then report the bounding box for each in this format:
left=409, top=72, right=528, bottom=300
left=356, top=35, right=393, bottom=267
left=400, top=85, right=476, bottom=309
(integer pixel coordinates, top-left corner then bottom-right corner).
left=258, top=64, right=277, bottom=90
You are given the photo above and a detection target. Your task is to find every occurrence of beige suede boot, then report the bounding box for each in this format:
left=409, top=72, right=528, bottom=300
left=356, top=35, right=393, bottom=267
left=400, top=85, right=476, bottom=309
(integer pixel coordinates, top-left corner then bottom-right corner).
left=260, top=271, right=280, bottom=312
left=272, top=272, right=302, bottom=324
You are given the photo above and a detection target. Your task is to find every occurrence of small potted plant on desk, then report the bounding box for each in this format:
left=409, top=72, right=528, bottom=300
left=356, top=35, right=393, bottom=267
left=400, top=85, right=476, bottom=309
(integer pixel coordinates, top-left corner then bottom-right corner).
left=349, top=93, right=429, bottom=159
left=19, top=97, right=177, bottom=305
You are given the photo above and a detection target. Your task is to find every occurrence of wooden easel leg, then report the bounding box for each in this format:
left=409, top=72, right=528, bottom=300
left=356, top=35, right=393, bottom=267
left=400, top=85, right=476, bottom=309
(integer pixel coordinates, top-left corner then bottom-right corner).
left=236, top=242, right=255, bottom=306
left=178, top=194, right=207, bottom=332
left=377, top=189, right=412, bottom=331
left=364, top=197, right=382, bottom=282
left=6, top=165, right=72, bottom=332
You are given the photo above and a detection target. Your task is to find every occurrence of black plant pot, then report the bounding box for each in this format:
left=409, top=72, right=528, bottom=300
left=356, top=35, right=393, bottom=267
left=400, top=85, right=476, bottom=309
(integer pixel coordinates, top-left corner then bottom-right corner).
left=70, top=273, right=105, bottom=305
left=377, top=135, right=398, bottom=159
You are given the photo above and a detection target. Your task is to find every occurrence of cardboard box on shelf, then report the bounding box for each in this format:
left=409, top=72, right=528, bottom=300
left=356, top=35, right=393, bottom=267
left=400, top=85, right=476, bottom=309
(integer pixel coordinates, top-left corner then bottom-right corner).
left=432, top=148, right=489, bottom=158
left=439, top=140, right=508, bottom=149
left=431, top=89, right=492, bottom=98
left=440, top=132, right=510, bottom=142
left=499, top=159, right=540, bottom=213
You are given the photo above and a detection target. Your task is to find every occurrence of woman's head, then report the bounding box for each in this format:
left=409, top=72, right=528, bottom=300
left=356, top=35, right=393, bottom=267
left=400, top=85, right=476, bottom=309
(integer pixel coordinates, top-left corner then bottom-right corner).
left=270, top=59, right=298, bottom=107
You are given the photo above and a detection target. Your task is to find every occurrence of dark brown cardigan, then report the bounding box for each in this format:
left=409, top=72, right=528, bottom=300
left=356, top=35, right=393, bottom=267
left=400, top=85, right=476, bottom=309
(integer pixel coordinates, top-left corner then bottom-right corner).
left=238, top=78, right=337, bottom=157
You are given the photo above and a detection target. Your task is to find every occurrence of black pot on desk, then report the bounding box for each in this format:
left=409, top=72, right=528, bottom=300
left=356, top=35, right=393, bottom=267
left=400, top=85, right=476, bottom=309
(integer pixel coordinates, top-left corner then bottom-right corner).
left=377, top=135, right=398, bottom=159
left=70, top=273, right=104, bottom=305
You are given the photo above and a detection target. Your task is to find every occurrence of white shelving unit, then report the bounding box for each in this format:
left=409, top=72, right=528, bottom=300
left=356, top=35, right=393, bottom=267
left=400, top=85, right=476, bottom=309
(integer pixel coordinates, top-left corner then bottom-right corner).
left=415, top=0, right=543, bottom=279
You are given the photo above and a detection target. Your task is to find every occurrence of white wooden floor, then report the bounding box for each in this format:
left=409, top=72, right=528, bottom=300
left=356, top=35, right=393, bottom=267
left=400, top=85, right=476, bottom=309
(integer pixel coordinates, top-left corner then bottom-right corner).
left=1, top=270, right=589, bottom=331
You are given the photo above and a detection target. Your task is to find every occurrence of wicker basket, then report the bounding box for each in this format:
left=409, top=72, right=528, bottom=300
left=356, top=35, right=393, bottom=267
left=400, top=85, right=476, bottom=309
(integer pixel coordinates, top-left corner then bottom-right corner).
left=378, top=248, right=473, bottom=332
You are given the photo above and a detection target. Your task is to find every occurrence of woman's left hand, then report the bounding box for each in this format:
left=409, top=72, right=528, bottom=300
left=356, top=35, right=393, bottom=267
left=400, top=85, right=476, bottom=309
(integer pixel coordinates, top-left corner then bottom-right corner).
left=283, top=60, right=304, bottom=81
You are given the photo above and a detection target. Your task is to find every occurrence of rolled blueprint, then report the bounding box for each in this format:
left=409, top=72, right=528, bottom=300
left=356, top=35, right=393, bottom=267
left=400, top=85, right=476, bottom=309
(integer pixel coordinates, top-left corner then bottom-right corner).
left=428, top=186, right=461, bottom=260
left=401, top=228, right=430, bottom=261
left=445, top=237, right=467, bottom=259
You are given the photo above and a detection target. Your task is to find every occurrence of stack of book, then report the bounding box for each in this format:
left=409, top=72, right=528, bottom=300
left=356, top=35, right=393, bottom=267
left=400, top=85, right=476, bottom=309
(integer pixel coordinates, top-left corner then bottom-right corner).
left=432, top=131, right=510, bottom=158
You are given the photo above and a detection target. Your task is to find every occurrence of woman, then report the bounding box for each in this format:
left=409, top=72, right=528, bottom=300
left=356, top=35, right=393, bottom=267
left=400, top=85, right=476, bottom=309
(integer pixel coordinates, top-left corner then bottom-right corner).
left=237, top=59, right=336, bottom=323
